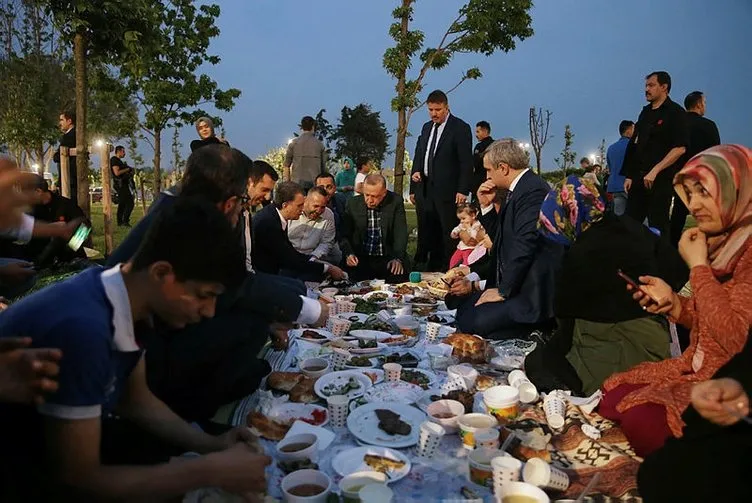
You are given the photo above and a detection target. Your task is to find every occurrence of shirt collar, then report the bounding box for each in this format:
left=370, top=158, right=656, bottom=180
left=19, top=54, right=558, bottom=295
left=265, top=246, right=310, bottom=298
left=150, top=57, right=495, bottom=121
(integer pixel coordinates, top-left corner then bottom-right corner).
left=509, top=168, right=530, bottom=192
left=276, top=208, right=288, bottom=231
left=100, top=265, right=139, bottom=352
left=64, top=126, right=74, bottom=134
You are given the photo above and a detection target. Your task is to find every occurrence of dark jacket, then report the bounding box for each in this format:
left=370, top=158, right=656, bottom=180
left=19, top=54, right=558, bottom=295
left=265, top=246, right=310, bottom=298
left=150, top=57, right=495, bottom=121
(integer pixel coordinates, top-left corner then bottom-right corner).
left=340, top=191, right=408, bottom=263
left=410, top=114, right=474, bottom=199
left=251, top=203, right=326, bottom=277
left=328, top=192, right=347, bottom=241
left=53, top=127, right=77, bottom=184
left=680, top=112, right=721, bottom=166
left=189, top=136, right=229, bottom=152
left=472, top=136, right=494, bottom=195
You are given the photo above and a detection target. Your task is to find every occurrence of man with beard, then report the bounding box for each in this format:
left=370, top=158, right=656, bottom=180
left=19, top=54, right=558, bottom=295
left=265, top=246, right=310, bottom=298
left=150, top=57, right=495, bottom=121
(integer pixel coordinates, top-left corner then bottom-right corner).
left=288, top=186, right=342, bottom=265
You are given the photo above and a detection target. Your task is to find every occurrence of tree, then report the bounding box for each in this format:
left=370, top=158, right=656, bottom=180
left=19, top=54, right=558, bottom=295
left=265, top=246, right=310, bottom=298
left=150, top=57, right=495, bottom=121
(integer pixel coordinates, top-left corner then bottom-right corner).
left=259, top=145, right=287, bottom=180
left=528, top=107, right=552, bottom=175
left=383, top=0, right=533, bottom=195
left=127, top=135, right=149, bottom=213
left=554, top=124, right=576, bottom=175
left=331, top=103, right=390, bottom=164
left=598, top=138, right=607, bottom=169
left=170, top=128, right=185, bottom=175
left=125, top=0, right=240, bottom=195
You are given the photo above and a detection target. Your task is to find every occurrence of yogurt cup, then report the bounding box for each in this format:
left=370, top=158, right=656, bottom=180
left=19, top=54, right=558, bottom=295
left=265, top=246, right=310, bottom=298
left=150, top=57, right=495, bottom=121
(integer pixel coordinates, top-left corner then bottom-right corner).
left=468, top=448, right=504, bottom=488
left=483, top=385, right=520, bottom=424
left=457, top=413, right=498, bottom=449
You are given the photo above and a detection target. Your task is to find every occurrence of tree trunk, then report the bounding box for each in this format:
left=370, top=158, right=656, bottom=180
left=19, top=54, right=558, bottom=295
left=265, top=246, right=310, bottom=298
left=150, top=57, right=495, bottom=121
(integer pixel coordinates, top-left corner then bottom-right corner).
left=100, top=143, right=113, bottom=256
left=139, top=177, right=147, bottom=214
left=74, top=31, right=90, bottom=217
left=153, top=128, right=162, bottom=194
left=36, top=146, right=44, bottom=174
left=535, top=149, right=541, bottom=175
left=394, top=110, right=407, bottom=197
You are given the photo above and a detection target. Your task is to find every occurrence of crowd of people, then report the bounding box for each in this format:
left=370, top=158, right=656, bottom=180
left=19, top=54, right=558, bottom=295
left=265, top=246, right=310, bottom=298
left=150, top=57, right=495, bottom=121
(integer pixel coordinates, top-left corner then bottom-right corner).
left=0, top=68, right=749, bottom=502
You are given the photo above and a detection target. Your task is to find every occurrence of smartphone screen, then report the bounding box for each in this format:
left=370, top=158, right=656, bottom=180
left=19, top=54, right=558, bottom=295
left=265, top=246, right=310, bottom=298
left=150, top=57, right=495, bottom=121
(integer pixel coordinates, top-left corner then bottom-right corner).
left=617, top=269, right=658, bottom=303
left=68, top=224, right=91, bottom=251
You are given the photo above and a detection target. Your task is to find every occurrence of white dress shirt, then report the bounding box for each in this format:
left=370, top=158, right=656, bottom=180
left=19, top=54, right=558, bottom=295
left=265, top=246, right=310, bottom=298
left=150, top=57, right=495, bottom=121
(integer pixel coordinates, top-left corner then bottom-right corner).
left=423, top=115, right=450, bottom=176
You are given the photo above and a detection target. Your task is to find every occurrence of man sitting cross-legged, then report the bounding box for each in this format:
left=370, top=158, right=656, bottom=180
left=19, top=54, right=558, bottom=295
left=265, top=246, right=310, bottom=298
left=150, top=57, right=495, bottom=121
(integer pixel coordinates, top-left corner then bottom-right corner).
left=253, top=181, right=346, bottom=281
left=288, top=186, right=343, bottom=265
left=341, top=173, right=409, bottom=283
left=0, top=198, right=270, bottom=502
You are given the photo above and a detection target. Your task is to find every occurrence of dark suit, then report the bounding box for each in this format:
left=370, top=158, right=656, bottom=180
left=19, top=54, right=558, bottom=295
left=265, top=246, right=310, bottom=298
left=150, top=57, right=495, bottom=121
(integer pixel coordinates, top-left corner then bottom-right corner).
left=472, top=136, right=494, bottom=197
left=411, top=114, right=473, bottom=269
left=328, top=192, right=347, bottom=242
left=452, top=170, right=564, bottom=340
left=669, top=112, right=721, bottom=246
left=53, top=127, right=77, bottom=198
left=341, top=191, right=409, bottom=283
left=251, top=203, right=326, bottom=280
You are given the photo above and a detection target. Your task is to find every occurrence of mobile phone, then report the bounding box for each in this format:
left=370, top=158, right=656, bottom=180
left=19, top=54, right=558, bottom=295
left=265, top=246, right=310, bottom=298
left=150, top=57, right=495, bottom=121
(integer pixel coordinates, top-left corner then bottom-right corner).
left=617, top=269, right=657, bottom=302
left=68, top=223, right=91, bottom=251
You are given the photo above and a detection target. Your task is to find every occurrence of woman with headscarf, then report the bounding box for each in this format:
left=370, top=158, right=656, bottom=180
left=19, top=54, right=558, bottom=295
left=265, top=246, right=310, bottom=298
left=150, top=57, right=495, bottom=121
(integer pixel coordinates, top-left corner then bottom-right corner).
left=189, top=117, right=229, bottom=152
left=525, top=176, right=687, bottom=395
left=335, top=157, right=357, bottom=198
left=599, top=144, right=752, bottom=457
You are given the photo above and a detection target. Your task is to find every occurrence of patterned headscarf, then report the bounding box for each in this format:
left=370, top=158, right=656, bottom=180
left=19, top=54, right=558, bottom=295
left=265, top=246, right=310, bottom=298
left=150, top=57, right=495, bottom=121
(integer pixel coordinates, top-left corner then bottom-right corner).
left=538, top=175, right=606, bottom=246
left=195, top=116, right=215, bottom=137
left=673, top=144, right=752, bottom=277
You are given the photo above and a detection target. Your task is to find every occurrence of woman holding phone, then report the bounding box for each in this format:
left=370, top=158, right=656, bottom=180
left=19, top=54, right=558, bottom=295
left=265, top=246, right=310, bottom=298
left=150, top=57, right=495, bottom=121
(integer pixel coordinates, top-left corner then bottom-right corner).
left=599, top=144, right=752, bottom=457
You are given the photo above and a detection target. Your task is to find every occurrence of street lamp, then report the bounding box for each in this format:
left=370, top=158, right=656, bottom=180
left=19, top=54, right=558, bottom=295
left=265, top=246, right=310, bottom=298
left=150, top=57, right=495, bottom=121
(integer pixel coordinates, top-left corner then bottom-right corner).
left=589, top=153, right=597, bottom=164
left=95, top=139, right=105, bottom=148
left=31, top=163, right=40, bottom=171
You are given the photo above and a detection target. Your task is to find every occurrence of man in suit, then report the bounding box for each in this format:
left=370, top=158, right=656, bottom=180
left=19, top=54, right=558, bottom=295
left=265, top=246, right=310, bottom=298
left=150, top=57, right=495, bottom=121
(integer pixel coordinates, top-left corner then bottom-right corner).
left=447, top=139, right=564, bottom=340
left=472, top=121, right=494, bottom=198
left=669, top=90, right=721, bottom=246
left=52, top=111, right=77, bottom=198
left=342, top=174, right=408, bottom=283
left=252, top=181, right=345, bottom=281
left=410, top=90, right=473, bottom=270
left=315, top=172, right=347, bottom=241
left=111, top=145, right=135, bottom=227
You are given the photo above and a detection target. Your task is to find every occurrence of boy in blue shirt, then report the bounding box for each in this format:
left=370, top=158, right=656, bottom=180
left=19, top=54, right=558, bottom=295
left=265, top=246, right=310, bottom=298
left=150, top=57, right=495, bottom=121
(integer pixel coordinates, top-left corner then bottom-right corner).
left=0, top=198, right=270, bottom=501
left=606, top=120, right=635, bottom=216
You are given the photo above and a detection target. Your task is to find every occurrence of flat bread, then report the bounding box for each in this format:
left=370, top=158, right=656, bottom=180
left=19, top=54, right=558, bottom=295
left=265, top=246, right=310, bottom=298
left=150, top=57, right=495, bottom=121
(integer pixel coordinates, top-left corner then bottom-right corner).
left=289, top=376, right=318, bottom=403
left=364, top=454, right=406, bottom=473
left=444, top=333, right=487, bottom=364
left=247, top=411, right=290, bottom=441
left=267, top=371, right=304, bottom=392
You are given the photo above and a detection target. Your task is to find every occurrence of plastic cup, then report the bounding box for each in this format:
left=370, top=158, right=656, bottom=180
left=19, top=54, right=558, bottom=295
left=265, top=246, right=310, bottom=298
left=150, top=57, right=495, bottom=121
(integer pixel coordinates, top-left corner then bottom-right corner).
left=416, top=420, right=445, bottom=458
left=474, top=428, right=500, bottom=450
left=358, top=483, right=394, bottom=503
left=277, top=433, right=319, bottom=463
left=483, top=385, right=520, bottom=424
left=543, top=394, right=566, bottom=429
left=409, top=271, right=421, bottom=283
left=491, top=455, right=522, bottom=492
left=468, top=447, right=502, bottom=488
left=327, top=394, right=350, bottom=428
left=337, top=301, right=357, bottom=314
left=327, top=318, right=352, bottom=339
left=457, top=413, right=498, bottom=449
left=447, top=364, right=479, bottom=390
left=508, top=370, right=539, bottom=404
left=382, top=363, right=402, bottom=382
left=523, top=458, right=570, bottom=491
left=425, top=321, right=442, bottom=342
left=441, top=374, right=468, bottom=393
left=331, top=348, right=351, bottom=371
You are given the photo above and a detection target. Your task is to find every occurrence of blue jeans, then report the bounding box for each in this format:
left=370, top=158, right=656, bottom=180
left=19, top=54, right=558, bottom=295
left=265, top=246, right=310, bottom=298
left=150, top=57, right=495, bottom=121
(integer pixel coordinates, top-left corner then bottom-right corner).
left=610, top=192, right=628, bottom=216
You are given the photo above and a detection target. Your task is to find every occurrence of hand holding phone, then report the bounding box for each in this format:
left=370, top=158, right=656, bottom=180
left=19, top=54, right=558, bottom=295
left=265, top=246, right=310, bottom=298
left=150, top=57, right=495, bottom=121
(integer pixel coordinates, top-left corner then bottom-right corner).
left=618, top=270, right=680, bottom=317
left=67, top=223, right=91, bottom=251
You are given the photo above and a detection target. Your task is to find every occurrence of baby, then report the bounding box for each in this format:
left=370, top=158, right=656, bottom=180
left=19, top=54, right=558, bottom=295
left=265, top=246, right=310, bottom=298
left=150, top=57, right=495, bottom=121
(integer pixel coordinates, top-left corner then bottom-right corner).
left=449, top=204, right=487, bottom=268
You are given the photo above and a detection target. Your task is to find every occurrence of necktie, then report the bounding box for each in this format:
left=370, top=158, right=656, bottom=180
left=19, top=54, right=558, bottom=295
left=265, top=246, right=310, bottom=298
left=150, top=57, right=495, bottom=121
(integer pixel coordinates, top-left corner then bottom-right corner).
left=426, top=123, right=440, bottom=177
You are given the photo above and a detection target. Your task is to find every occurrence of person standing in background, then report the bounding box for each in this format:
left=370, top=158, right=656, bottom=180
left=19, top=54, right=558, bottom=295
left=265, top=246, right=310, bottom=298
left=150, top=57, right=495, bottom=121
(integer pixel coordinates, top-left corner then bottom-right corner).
left=353, top=157, right=371, bottom=196
left=472, top=121, right=494, bottom=199
left=669, top=91, right=721, bottom=246
left=284, top=116, right=327, bottom=191
left=189, top=117, right=229, bottom=152
left=52, top=111, right=77, bottom=198
left=606, top=120, right=635, bottom=216
left=111, top=145, right=135, bottom=227
left=335, top=157, right=357, bottom=198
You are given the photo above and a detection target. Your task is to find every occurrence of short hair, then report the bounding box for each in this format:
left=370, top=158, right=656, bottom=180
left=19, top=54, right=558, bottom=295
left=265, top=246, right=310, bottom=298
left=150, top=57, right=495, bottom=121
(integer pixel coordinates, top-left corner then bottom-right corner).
left=456, top=203, right=478, bottom=217
left=115, top=145, right=125, bottom=154
left=274, top=181, right=304, bottom=207
left=61, top=110, right=76, bottom=124
left=426, top=90, right=448, bottom=105
left=33, top=175, right=49, bottom=192
left=580, top=157, right=591, bottom=165
left=300, top=116, right=316, bottom=131
left=315, top=172, right=335, bottom=184
left=646, top=71, right=672, bottom=93
left=131, top=197, right=245, bottom=290
left=307, top=186, right=328, bottom=199
left=618, top=120, right=634, bottom=136
left=181, top=145, right=251, bottom=205
left=356, top=157, right=370, bottom=170
left=250, top=160, right=279, bottom=184
left=476, top=121, right=491, bottom=132
left=684, top=91, right=704, bottom=110
left=364, top=173, right=387, bottom=188
left=483, top=139, right=529, bottom=172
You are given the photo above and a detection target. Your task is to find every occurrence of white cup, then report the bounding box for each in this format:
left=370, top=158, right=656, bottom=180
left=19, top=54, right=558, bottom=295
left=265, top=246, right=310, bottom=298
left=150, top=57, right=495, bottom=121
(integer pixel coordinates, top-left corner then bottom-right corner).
left=543, top=394, right=566, bottom=429
left=277, top=433, right=319, bottom=463
left=425, top=321, right=442, bottom=342
left=327, top=394, right=350, bottom=427
left=331, top=348, right=351, bottom=371
left=508, top=370, right=539, bottom=404
left=358, top=483, right=394, bottom=503
left=497, top=481, right=550, bottom=503
left=491, top=455, right=522, bottom=492
left=327, top=318, right=352, bottom=338
left=523, top=458, right=570, bottom=491
left=339, top=471, right=387, bottom=503
left=281, top=469, right=332, bottom=503
left=416, top=420, right=445, bottom=458
left=337, top=300, right=357, bottom=314
left=383, top=363, right=402, bottom=382
left=474, top=427, right=500, bottom=450
left=448, top=364, right=479, bottom=390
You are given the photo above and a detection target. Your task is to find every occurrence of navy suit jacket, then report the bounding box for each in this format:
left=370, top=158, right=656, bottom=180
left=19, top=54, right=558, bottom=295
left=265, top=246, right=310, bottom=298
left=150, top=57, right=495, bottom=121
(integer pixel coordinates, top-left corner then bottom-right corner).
left=410, top=114, right=474, bottom=200
left=251, top=203, right=326, bottom=277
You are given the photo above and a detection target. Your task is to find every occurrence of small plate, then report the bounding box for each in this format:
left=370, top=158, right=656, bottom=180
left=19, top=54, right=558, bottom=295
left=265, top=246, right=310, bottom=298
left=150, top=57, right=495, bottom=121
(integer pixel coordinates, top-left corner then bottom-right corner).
left=314, top=370, right=373, bottom=400
left=416, top=388, right=444, bottom=412
left=282, top=420, right=336, bottom=451
left=290, top=328, right=334, bottom=344
left=332, top=446, right=411, bottom=483
left=335, top=312, right=370, bottom=324
left=364, top=381, right=424, bottom=404
left=269, top=403, right=329, bottom=427
left=399, top=368, right=438, bottom=390
left=358, top=369, right=384, bottom=385
left=347, top=402, right=426, bottom=448
left=350, top=329, right=393, bottom=342
left=344, top=356, right=380, bottom=369
left=363, top=291, right=395, bottom=304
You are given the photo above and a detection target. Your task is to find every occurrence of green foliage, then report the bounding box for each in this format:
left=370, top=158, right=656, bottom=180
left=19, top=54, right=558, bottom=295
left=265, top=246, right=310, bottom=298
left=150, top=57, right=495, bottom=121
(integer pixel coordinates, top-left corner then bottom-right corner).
left=259, top=145, right=287, bottom=180
left=332, top=104, right=390, bottom=164
left=541, top=168, right=587, bottom=185
left=554, top=124, right=577, bottom=173
left=170, top=128, right=185, bottom=174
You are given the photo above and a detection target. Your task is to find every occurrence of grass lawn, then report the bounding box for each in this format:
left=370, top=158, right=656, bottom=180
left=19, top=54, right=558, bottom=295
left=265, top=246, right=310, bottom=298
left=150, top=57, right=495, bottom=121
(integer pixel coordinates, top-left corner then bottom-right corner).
left=88, top=202, right=420, bottom=260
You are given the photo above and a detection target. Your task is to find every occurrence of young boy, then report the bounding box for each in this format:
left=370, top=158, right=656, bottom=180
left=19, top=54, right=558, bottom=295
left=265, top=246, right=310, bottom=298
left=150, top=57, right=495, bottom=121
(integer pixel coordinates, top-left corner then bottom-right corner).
left=0, top=198, right=270, bottom=501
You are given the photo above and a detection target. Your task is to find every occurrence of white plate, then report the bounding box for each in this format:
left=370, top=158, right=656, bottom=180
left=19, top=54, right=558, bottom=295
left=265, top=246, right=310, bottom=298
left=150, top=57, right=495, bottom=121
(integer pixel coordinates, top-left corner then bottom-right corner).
left=347, top=402, right=426, bottom=448
left=282, top=420, right=336, bottom=451
left=335, top=312, right=370, bottom=324
left=350, top=329, right=393, bottom=342
left=363, top=291, right=395, bottom=303
left=344, top=356, right=380, bottom=369
left=269, top=403, right=329, bottom=427
left=332, top=446, right=411, bottom=483
left=350, top=343, right=386, bottom=355
left=363, top=381, right=424, bottom=404
left=290, top=328, right=334, bottom=344
left=399, top=368, right=438, bottom=390
left=416, top=388, right=443, bottom=412
left=314, top=370, right=373, bottom=400
left=421, top=313, right=456, bottom=324
left=358, top=369, right=384, bottom=385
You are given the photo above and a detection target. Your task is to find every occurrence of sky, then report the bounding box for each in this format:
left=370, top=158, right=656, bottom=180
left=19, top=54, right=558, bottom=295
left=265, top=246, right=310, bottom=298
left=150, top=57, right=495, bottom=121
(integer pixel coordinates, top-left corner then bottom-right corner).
left=160, top=0, right=752, bottom=172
